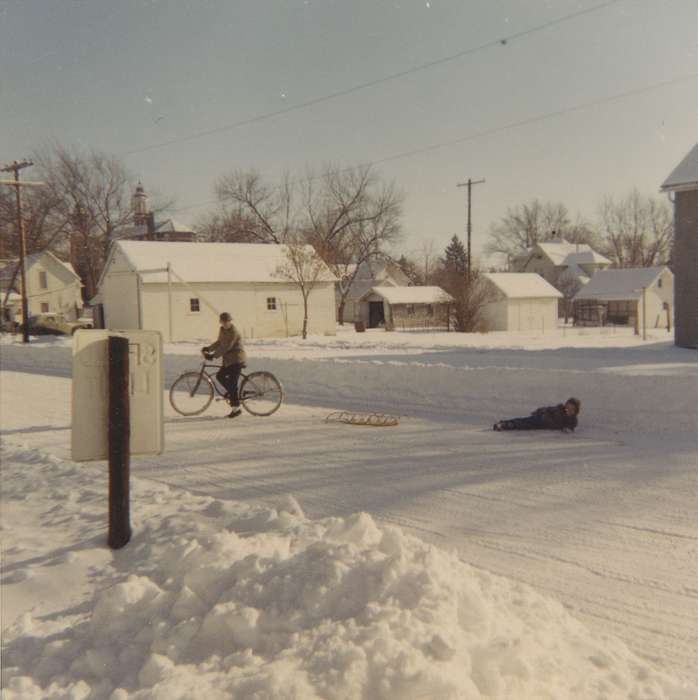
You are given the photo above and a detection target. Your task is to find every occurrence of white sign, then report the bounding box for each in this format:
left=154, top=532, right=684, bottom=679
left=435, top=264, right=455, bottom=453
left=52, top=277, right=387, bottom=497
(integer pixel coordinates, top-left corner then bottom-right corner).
left=72, top=330, right=164, bottom=461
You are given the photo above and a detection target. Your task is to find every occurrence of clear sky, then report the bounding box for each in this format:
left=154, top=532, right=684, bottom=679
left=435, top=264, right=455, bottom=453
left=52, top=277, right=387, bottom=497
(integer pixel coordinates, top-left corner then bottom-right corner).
left=2, top=0, right=697, bottom=261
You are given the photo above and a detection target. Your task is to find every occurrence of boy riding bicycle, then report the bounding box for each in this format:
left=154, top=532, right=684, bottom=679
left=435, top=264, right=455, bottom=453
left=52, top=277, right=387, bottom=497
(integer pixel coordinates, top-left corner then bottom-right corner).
left=202, top=312, right=247, bottom=418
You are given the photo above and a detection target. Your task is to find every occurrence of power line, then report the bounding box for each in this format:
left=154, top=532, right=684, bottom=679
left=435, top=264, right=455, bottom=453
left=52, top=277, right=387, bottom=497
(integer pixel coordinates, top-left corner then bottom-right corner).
left=123, top=0, right=624, bottom=158
left=169, top=70, right=698, bottom=217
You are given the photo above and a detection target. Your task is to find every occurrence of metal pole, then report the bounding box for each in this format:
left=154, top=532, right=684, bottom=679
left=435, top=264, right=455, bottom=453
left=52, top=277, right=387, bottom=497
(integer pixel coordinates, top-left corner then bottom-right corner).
left=167, top=262, right=173, bottom=342
left=108, top=335, right=131, bottom=549
left=642, top=286, right=647, bottom=341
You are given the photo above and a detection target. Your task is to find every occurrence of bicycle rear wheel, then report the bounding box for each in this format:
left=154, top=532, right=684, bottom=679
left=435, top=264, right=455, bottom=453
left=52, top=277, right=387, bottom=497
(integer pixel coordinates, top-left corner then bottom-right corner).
left=170, top=371, right=215, bottom=416
left=239, top=371, right=284, bottom=416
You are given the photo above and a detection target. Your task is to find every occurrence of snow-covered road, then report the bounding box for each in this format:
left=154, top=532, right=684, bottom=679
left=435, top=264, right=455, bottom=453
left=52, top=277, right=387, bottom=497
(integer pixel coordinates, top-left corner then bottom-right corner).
left=2, top=331, right=697, bottom=691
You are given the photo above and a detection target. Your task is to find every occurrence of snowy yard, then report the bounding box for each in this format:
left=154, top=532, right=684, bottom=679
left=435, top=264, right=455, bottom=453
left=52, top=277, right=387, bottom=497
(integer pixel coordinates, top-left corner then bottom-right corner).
left=1, top=326, right=697, bottom=699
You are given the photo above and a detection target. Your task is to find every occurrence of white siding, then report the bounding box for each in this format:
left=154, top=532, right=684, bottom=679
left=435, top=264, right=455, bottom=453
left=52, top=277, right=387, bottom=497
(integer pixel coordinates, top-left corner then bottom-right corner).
left=640, top=271, right=674, bottom=331
left=139, top=281, right=336, bottom=341
left=25, top=258, right=82, bottom=319
left=483, top=295, right=558, bottom=332
left=481, top=298, right=508, bottom=331
left=102, top=272, right=140, bottom=329
left=507, top=298, right=558, bottom=332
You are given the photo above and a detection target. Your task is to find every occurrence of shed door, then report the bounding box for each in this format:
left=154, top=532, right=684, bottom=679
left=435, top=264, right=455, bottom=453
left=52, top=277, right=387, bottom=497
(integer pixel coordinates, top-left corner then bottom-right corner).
left=369, top=301, right=385, bottom=328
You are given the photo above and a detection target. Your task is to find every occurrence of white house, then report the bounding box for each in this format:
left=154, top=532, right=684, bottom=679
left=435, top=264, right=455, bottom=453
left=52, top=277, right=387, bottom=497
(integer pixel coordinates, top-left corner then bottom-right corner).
left=513, top=237, right=611, bottom=288
left=573, top=267, right=674, bottom=330
left=97, top=241, right=337, bottom=341
left=358, top=285, right=453, bottom=330
left=338, top=259, right=410, bottom=323
left=481, top=273, right=562, bottom=332
left=0, top=251, right=83, bottom=323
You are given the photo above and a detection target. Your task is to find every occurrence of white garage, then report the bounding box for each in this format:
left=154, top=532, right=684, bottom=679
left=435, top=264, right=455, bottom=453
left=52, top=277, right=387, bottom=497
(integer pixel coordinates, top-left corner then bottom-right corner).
left=97, top=241, right=337, bottom=341
left=482, top=273, right=562, bottom=332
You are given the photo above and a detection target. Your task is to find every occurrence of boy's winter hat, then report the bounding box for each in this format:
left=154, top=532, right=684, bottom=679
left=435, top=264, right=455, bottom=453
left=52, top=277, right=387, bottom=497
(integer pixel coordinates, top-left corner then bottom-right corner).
left=219, top=312, right=232, bottom=322
left=566, top=397, right=581, bottom=413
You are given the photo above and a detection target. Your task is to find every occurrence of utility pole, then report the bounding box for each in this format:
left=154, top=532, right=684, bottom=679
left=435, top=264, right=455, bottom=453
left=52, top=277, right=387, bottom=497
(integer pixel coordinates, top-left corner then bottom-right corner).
left=456, top=177, right=485, bottom=279
left=0, top=159, right=42, bottom=343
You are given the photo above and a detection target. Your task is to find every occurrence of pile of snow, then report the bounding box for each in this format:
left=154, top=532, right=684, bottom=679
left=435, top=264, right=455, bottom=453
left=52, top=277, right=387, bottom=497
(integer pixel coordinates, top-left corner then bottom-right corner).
left=2, top=444, right=693, bottom=700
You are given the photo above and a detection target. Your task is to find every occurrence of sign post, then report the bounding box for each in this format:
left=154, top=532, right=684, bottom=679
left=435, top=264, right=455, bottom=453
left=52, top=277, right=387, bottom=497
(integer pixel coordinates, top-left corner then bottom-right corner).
left=108, top=336, right=131, bottom=549
left=72, top=329, right=163, bottom=549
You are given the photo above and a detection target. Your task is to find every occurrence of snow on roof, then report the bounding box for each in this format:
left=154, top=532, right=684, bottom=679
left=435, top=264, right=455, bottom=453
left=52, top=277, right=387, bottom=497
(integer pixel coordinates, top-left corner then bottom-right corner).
left=362, top=285, right=454, bottom=304
left=154, top=218, right=194, bottom=234
left=534, top=240, right=610, bottom=267
left=25, top=251, right=81, bottom=281
left=485, top=273, right=563, bottom=299
left=573, top=267, right=670, bottom=301
left=661, top=142, right=698, bottom=192
left=114, top=240, right=337, bottom=283
left=563, top=249, right=611, bottom=266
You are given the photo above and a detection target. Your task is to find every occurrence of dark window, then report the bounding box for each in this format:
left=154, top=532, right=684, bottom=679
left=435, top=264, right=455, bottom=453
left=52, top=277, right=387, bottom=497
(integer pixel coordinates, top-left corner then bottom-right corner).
left=190, top=298, right=200, bottom=312
left=427, top=304, right=434, bottom=317
left=657, top=278, right=662, bottom=288
left=41, top=302, right=49, bottom=312
left=39, top=271, right=48, bottom=289
left=267, top=297, right=277, bottom=311
left=406, top=304, right=415, bottom=315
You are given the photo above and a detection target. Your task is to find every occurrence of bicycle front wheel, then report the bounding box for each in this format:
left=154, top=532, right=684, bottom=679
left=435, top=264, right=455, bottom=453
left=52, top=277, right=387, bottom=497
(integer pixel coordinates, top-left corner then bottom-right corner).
left=170, top=371, right=215, bottom=416
left=239, top=371, right=284, bottom=416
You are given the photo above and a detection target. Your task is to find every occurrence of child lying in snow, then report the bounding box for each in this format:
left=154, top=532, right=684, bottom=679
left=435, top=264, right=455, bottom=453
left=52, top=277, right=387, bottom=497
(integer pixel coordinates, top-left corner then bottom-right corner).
left=493, top=397, right=580, bottom=433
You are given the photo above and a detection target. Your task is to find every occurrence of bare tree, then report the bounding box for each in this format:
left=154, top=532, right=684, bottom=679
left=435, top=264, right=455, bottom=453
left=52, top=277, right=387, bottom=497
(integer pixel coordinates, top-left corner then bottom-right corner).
left=418, top=240, right=438, bottom=285
left=32, top=146, right=137, bottom=299
left=598, top=190, right=673, bottom=268
left=436, top=265, right=495, bottom=332
left=214, top=169, right=297, bottom=243
left=194, top=207, right=264, bottom=243
left=211, top=164, right=402, bottom=324
left=274, top=238, right=332, bottom=339
left=485, top=199, right=596, bottom=265
left=556, top=270, right=583, bottom=324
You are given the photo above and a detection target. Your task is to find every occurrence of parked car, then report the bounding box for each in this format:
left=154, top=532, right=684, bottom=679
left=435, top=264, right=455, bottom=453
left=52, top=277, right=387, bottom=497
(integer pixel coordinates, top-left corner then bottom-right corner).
left=21, top=313, right=93, bottom=336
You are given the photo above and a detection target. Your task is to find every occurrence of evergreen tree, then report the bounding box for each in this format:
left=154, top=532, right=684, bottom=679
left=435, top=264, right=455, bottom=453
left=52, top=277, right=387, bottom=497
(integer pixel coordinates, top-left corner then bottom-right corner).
left=396, top=254, right=422, bottom=285
left=443, top=235, right=468, bottom=275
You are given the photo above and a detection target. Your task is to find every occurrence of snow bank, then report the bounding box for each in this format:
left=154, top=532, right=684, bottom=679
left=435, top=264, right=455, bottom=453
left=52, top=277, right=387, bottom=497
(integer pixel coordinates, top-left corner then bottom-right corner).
left=2, top=445, right=693, bottom=700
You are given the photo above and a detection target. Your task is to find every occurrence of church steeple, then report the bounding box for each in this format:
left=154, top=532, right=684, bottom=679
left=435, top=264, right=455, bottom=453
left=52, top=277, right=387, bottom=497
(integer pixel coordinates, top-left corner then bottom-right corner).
left=132, top=182, right=149, bottom=225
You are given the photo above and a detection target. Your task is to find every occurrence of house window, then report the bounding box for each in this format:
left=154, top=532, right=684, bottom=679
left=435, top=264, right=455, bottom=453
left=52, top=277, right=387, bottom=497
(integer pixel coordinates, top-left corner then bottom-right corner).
left=266, top=297, right=277, bottom=311
left=427, top=304, right=434, bottom=317
left=41, top=302, right=50, bottom=313
left=406, top=304, right=415, bottom=315
left=189, top=298, right=200, bottom=312
left=39, top=271, right=48, bottom=289
left=657, top=278, right=663, bottom=288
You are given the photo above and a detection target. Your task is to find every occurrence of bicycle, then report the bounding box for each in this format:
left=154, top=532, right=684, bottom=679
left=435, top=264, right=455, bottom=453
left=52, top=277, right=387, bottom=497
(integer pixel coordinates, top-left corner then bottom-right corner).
left=170, top=361, right=284, bottom=417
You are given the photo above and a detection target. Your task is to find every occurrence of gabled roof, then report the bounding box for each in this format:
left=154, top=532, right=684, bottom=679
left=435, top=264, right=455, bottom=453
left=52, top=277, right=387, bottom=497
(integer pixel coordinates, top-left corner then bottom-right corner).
left=534, top=240, right=610, bottom=267
left=2, top=251, right=81, bottom=282
left=105, top=240, right=336, bottom=284
left=573, top=267, right=671, bottom=301
left=153, top=218, right=194, bottom=234
left=661, top=143, right=698, bottom=192
left=485, top=273, right=563, bottom=299
left=360, top=285, right=453, bottom=304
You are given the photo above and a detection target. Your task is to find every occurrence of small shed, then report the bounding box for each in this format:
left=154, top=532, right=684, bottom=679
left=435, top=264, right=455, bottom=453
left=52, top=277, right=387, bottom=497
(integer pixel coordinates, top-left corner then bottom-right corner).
left=358, top=286, right=453, bottom=331
left=661, top=142, right=698, bottom=348
left=481, top=273, right=562, bottom=332
left=97, top=240, right=337, bottom=340
left=573, top=267, right=673, bottom=331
